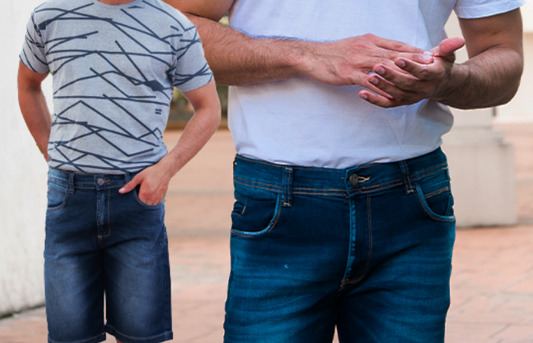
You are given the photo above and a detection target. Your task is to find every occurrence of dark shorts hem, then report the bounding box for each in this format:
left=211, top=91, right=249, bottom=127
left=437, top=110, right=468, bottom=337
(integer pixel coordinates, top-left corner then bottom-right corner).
left=106, top=325, right=173, bottom=343
left=48, top=332, right=106, bottom=343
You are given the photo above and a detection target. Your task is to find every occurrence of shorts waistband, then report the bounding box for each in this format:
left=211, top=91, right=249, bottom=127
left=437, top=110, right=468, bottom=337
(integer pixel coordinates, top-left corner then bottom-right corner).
left=47, top=167, right=138, bottom=191
left=233, top=148, right=449, bottom=200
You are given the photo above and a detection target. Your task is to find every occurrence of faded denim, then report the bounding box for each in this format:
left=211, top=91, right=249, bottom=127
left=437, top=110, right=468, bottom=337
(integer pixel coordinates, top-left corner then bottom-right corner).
left=224, top=148, right=455, bottom=343
left=45, top=168, right=172, bottom=343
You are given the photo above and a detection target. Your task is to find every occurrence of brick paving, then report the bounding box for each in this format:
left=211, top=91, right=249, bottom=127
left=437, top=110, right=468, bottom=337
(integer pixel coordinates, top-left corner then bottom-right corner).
left=1, top=124, right=532, bottom=342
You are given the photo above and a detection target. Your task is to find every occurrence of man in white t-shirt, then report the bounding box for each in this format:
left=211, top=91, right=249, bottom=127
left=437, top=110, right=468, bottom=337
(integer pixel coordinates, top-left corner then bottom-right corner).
left=168, top=1, right=524, bottom=342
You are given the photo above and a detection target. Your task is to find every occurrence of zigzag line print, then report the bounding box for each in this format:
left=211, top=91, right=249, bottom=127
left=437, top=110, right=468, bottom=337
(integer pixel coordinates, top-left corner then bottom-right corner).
left=21, top=0, right=212, bottom=174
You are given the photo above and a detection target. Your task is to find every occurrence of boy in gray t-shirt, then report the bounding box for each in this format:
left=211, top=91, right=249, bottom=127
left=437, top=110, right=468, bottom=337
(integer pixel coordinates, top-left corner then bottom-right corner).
left=18, top=0, right=220, bottom=342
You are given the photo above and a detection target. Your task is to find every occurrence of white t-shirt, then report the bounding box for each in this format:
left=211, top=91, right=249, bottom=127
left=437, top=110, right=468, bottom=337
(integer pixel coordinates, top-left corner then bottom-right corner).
left=227, top=0, right=525, bottom=168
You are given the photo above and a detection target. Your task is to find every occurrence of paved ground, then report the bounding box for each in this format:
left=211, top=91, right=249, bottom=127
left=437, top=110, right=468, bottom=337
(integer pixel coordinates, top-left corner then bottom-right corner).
left=1, top=124, right=532, bottom=342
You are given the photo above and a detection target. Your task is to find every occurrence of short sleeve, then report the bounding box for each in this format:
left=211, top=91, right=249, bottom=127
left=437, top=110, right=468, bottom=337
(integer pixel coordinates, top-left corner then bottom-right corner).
left=19, top=11, right=49, bottom=74
left=170, top=25, right=213, bottom=93
left=454, top=0, right=526, bottom=19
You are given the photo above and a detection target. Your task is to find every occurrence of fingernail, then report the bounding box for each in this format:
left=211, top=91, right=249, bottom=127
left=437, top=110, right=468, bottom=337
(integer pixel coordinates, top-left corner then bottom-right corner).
left=360, top=93, right=368, bottom=100
left=370, top=77, right=379, bottom=85
left=396, top=59, right=406, bottom=68
left=376, top=67, right=385, bottom=75
left=422, top=51, right=434, bottom=62
left=119, top=188, right=125, bottom=193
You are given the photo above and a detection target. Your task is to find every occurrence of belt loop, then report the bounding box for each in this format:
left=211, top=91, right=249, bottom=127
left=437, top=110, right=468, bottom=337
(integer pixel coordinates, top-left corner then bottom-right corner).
left=68, top=173, right=75, bottom=195
left=282, top=166, right=293, bottom=208
left=399, top=161, right=415, bottom=195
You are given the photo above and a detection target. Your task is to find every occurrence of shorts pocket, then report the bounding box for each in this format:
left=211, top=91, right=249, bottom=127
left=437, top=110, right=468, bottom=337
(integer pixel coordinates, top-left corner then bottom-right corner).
left=47, top=181, right=68, bottom=211
left=133, top=185, right=164, bottom=208
left=415, top=170, right=455, bottom=222
left=230, top=186, right=281, bottom=237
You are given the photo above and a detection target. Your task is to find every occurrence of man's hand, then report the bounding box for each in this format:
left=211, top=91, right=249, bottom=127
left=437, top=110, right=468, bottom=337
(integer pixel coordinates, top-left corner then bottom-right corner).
left=358, top=37, right=465, bottom=108
left=299, top=34, right=435, bottom=97
left=359, top=9, right=523, bottom=109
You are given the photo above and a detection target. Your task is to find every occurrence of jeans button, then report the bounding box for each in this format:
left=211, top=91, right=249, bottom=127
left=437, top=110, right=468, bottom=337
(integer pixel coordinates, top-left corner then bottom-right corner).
left=97, top=178, right=105, bottom=186
left=349, top=173, right=359, bottom=186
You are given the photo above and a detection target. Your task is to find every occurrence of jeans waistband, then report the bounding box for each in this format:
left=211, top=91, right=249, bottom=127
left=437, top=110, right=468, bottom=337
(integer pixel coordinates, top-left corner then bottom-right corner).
left=233, top=148, right=449, bottom=202
left=47, top=167, right=138, bottom=192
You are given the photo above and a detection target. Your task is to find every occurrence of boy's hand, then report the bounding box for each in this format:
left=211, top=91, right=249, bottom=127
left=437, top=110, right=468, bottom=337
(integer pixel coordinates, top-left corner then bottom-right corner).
left=119, top=157, right=175, bottom=205
left=119, top=80, right=221, bottom=205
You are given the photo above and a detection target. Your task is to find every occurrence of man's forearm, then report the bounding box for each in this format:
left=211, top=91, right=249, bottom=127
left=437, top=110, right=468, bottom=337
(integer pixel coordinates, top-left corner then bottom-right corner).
left=436, top=46, right=523, bottom=109
left=186, top=14, right=305, bottom=86
left=186, top=13, right=432, bottom=89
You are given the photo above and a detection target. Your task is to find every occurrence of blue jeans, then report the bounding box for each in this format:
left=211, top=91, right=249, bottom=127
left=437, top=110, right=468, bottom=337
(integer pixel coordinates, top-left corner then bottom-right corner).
left=45, top=168, right=173, bottom=343
left=224, top=148, right=456, bottom=343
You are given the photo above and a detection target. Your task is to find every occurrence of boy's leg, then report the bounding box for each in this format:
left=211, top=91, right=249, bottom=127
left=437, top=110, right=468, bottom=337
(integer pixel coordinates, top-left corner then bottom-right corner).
left=45, top=169, right=106, bottom=343
left=102, top=173, right=173, bottom=343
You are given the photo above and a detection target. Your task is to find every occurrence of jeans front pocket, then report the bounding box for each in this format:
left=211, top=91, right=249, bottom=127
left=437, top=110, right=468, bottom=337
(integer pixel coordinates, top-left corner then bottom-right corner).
left=415, top=169, right=455, bottom=222
left=133, top=185, right=165, bottom=208
left=230, top=183, right=282, bottom=237
left=47, top=180, right=69, bottom=211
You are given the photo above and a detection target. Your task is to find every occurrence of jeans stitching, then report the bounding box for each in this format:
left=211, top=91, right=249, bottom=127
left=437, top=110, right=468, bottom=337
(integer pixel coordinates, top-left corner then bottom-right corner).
left=348, top=180, right=404, bottom=194
left=351, top=196, right=373, bottom=285
left=48, top=332, right=106, bottom=343
left=231, top=195, right=282, bottom=237
left=293, top=187, right=345, bottom=192
left=234, top=178, right=282, bottom=193
left=106, top=323, right=172, bottom=342
left=47, top=183, right=69, bottom=212
left=415, top=185, right=455, bottom=222
left=411, top=163, right=448, bottom=180
left=424, top=186, right=449, bottom=199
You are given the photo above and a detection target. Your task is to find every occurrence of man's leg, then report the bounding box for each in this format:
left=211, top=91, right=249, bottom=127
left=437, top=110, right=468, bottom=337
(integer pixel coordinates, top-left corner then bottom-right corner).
left=224, top=157, right=353, bottom=343
left=336, top=152, right=455, bottom=343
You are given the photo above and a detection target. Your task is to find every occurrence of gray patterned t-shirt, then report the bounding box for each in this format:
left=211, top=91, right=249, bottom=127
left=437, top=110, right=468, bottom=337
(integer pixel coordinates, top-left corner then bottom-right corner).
left=20, top=0, right=213, bottom=174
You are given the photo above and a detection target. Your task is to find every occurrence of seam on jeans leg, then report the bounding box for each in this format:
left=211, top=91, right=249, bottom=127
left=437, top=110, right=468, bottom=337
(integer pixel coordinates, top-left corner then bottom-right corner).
left=48, top=332, right=106, bottom=343
left=106, top=323, right=172, bottom=342
left=103, top=188, right=112, bottom=238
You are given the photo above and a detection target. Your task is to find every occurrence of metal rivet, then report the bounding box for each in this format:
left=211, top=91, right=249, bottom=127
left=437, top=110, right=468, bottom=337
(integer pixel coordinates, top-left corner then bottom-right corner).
left=97, top=178, right=105, bottom=186
left=349, top=173, right=359, bottom=186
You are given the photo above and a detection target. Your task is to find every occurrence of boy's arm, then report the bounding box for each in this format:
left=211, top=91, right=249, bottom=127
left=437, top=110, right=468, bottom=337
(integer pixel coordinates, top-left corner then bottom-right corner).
left=119, top=80, right=221, bottom=205
left=18, top=61, right=52, bottom=162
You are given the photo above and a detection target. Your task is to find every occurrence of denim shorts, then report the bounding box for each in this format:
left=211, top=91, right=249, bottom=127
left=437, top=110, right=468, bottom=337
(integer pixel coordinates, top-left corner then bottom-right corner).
left=45, top=168, right=173, bottom=343
left=224, top=148, right=456, bottom=343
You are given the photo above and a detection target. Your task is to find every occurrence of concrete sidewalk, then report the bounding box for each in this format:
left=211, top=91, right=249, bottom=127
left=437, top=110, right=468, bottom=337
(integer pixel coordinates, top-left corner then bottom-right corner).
left=1, top=124, right=532, bottom=342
